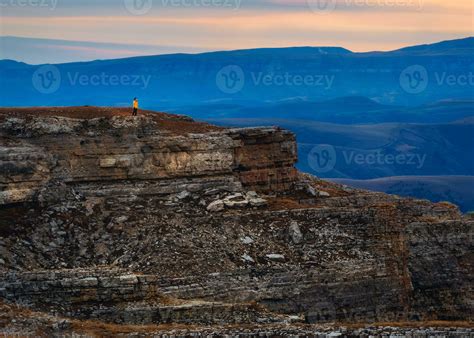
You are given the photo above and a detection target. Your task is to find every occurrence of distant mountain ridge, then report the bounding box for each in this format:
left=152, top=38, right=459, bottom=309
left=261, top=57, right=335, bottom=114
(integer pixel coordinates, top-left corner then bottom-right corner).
left=173, top=98, right=474, bottom=124
left=3, top=36, right=473, bottom=65
left=1, top=36, right=472, bottom=219
left=1, top=37, right=473, bottom=107
left=198, top=46, right=354, bottom=57
left=390, top=37, right=474, bottom=55
left=0, top=36, right=209, bottom=65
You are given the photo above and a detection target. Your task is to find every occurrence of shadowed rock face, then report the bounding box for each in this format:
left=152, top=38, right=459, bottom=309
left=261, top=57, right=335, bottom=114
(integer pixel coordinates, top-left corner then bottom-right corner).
left=0, top=108, right=472, bottom=333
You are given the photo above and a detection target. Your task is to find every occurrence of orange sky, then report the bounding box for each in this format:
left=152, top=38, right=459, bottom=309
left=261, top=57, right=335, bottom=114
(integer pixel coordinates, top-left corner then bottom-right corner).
left=1, top=0, right=472, bottom=52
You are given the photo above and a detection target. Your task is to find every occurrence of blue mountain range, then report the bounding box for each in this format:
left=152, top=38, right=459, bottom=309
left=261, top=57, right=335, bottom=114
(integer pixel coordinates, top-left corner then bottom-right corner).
left=1, top=37, right=473, bottom=211
left=1, top=37, right=473, bottom=107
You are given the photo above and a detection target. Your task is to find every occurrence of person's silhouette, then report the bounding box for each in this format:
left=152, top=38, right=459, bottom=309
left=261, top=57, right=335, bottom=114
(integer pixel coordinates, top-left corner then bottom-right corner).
left=132, top=98, right=139, bottom=116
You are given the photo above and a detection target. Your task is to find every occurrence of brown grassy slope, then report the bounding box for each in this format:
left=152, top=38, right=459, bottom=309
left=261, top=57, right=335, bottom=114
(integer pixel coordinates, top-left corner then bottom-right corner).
left=0, top=106, right=223, bottom=135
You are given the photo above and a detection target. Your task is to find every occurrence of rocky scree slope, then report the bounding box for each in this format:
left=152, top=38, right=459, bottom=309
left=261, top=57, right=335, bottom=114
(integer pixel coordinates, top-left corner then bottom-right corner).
left=0, top=107, right=472, bottom=332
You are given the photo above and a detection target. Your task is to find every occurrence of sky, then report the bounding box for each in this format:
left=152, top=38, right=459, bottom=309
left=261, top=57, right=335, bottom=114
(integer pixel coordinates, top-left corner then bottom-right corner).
left=0, top=0, right=472, bottom=64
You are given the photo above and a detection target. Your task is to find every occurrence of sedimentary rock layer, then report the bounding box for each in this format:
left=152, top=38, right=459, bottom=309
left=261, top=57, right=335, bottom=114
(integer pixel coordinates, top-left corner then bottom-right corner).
left=0, top=114, right=297, bottom=205
left=0, top=108, right=472, bottom=331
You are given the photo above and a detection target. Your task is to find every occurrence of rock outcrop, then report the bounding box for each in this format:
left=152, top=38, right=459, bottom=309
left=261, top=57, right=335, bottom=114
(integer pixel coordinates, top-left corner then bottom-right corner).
left=0, top=111, right=296, bottom=205
left=0, top=107, right=472, bottom=336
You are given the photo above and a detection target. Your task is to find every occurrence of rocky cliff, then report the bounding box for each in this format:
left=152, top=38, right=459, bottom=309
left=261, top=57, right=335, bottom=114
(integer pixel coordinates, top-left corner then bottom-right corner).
left=0, top=107, right=472, bottom=336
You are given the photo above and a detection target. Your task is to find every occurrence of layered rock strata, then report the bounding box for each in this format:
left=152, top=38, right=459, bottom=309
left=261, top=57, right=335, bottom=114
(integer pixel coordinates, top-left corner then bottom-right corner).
left=0, top=108, right=472, bottom=334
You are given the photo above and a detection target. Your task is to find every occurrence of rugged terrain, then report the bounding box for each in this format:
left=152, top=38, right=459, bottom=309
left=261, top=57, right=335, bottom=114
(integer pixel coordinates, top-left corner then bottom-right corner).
left=0, top=107, right=472, bottom=337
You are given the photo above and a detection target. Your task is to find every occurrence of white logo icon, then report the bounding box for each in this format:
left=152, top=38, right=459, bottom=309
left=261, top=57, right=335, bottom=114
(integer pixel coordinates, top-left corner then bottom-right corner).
left=32, top=65, right=61, bottom=94
left=400, top=65, right=429, bottom=94
left=307, top=0, right=337, bottom=14
left=308, top=144, right=337, bottom=173
left=216, top=65, right=245, bottom=94
left=124, top=0, right=153, bottom=15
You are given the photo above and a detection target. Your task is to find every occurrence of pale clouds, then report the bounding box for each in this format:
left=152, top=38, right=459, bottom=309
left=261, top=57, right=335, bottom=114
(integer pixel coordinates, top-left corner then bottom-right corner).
left=0, top=0, right=471, bottom=62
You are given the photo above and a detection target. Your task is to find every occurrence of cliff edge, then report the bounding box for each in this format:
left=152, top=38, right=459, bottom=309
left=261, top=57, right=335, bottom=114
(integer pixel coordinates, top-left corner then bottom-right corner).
left=0, top=107, right=472, bottom=336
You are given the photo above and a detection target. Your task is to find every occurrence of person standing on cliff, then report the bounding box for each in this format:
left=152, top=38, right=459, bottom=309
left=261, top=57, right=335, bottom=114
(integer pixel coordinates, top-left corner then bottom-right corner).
left=132, top=97, right=139, bottom=116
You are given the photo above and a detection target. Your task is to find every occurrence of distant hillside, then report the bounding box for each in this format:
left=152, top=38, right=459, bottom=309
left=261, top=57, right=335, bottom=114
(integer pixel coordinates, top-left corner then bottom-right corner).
left=332, top=176, right=474, bottom=213
left=201, top=118, right=474, bottom=179
left=389, top=37, right=474, bottom=56
left=206, top=46, right=353, bottom=56
left=173, top=98, right=474, bottom=124
left=1, top=37, right=473, bottom=107
left=0, top=36, right=208, bottom=65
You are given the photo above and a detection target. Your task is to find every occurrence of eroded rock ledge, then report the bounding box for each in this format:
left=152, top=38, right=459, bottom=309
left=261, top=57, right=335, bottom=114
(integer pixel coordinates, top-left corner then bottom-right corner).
left=0, top=113, right=296, bottom=205
left=0, top=108, right=472, bottom=335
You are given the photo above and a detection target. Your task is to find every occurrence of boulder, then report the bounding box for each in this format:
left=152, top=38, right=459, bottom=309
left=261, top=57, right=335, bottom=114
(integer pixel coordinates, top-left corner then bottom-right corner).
left=266, top=254, right=285, bottom=261
left=319, top=191, right=331, bottom=197
left=207, top=200, right=225, bottom=212
left=289, top=221, right=303, bottom=244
